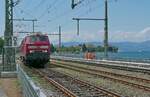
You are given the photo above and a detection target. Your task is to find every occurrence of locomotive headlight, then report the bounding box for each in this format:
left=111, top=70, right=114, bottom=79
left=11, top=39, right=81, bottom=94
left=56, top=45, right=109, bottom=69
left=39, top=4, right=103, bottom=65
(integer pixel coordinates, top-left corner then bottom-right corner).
left=29, top=50, right=34, bottom=53
left=28, top=46, right=37, bottom=49
left=40, top=46, right=49, bottom=49
left=42, top=50, right=48, bottom=52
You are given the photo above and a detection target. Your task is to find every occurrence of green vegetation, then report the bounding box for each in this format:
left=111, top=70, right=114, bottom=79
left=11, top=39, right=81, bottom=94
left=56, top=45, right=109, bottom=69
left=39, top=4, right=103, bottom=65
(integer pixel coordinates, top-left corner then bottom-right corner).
left=50, top=43, right=56, bottom=53
left=57, top=45, right=81, bottom=53
left=0, top=37, right=4, bottom=54
left=51, top=43, right=118, bottom=53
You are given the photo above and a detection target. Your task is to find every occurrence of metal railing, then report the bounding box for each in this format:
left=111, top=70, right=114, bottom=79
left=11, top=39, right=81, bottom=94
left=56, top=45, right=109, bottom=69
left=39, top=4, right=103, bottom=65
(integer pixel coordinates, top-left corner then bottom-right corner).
left=17, top=64, right=46, bottom=97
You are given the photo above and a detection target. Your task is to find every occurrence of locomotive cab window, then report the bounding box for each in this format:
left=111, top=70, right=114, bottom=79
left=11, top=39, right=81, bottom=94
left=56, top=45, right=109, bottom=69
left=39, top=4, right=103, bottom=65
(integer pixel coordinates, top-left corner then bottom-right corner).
left=30, top=35, right=48, bottom=42
left=30, top=36, right=37, bottom=42
left=39, top=36, right=48, bottom=41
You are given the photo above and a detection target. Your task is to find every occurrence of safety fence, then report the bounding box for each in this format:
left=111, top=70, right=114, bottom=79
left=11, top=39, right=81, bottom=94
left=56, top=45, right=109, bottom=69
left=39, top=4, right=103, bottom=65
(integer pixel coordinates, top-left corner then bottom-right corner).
left=17, top=64, right=46, bottom=97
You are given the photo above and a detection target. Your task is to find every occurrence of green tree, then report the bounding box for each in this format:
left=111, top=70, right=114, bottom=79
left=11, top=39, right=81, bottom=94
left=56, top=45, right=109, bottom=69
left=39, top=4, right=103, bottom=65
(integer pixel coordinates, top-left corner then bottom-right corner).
left=82, top=44, right=87, bottom=52
left=50, top=43, right=56, bottom=53
left=0, top=38, right=4, bottom=54
left=108, top=46, right=118, bottom=53
left=95, top=46, right=103, bottom=52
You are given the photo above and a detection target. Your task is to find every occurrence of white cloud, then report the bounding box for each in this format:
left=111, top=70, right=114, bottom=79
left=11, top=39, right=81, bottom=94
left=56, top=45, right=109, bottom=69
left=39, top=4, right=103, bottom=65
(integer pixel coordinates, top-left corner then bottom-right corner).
left=49, top=27, right=150, bottom=43
left=49, top=30, right=104, bottom=44
left=110, top=27, right=150, bottom=42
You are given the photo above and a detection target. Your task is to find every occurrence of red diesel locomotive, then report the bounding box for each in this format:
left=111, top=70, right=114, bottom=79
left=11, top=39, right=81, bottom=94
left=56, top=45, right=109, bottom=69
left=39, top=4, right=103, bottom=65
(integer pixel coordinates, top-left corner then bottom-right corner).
left=20, top=33, right=50, bottom=67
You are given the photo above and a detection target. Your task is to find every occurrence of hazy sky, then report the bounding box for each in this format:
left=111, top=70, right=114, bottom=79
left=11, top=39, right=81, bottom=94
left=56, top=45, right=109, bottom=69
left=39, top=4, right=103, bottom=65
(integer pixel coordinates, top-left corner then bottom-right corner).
left=0, top=0, right=150, bottom=44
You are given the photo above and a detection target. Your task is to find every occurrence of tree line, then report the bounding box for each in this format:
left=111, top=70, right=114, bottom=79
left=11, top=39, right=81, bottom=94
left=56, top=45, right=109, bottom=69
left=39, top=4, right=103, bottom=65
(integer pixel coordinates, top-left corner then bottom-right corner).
left=50, top=43, right=118, bottom=53
left=0, top=38, right=4, bottom=54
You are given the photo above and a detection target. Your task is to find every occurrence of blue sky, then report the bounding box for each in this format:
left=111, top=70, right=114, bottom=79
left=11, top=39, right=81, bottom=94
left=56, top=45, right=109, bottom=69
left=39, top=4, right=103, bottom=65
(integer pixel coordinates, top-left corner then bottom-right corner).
left=0, top=0, right=150, bottom=44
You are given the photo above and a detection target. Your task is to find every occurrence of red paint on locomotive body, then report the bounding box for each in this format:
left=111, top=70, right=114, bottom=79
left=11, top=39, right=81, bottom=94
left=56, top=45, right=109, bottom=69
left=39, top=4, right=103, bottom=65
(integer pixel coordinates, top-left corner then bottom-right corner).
left=20, top=33, right=50, bottom=67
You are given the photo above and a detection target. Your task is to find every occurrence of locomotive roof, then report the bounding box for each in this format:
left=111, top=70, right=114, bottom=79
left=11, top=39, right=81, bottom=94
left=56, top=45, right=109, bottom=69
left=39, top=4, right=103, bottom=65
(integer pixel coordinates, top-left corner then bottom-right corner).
left=27, top=33, right=48, bottom=37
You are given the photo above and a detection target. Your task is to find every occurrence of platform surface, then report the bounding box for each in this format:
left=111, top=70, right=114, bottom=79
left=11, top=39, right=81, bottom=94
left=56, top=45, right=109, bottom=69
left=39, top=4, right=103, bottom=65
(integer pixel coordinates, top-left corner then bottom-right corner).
left=0, top=78, right=22, bottom=97
left=0, top=86, right=8, bottom=97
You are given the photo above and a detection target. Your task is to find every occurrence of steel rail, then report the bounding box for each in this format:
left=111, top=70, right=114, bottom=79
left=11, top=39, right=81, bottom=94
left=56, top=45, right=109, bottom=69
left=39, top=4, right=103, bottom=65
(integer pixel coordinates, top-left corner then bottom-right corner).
left=46, top=69, right=121, bottom=97
left=51, top=61, right=150, bottom=92
left=34, top=69, right=77, bottom=97
left=34, top=69, right=121, bottom=97
left=51, top=56, right=150, bottom=74
left=52, top=60, right=150, bottom=84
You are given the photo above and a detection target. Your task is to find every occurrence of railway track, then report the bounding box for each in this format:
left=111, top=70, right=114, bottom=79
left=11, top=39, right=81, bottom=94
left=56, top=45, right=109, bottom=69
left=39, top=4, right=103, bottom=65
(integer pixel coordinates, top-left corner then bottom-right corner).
left=31, top=69, right=76, bottom=97
left=52, top=60, right=150, bottom=84
left=51, top=60, right=150, bottom=92
left=51, top=56, right=150, bottom=74
left=34, top=68, right=121, bottom=97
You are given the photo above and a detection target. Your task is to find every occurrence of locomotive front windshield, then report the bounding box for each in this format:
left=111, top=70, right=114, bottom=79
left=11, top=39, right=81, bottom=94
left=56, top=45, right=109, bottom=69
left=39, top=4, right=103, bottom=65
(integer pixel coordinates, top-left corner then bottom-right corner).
left=30, top=35, right=48, bottom=42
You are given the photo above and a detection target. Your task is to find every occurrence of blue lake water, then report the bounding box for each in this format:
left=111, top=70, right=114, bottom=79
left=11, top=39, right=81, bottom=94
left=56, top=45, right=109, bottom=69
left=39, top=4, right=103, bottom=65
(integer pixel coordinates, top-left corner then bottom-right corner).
left=54, top=52, right=150, bottom=63
left=99, top=52, right=150, bottom=59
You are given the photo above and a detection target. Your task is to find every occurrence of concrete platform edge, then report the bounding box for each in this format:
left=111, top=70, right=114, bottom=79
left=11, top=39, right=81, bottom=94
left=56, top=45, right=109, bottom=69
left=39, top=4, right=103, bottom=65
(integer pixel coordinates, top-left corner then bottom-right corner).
left=0, top=71, right=17, bottom=78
